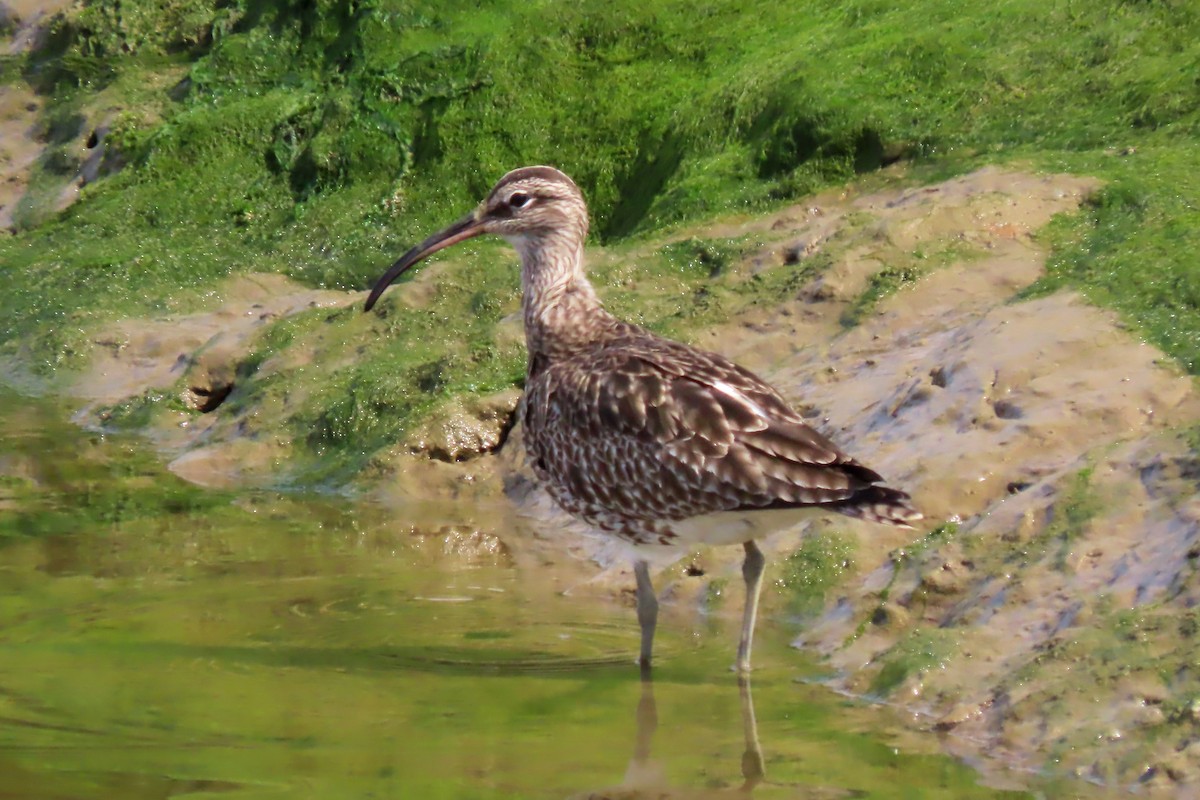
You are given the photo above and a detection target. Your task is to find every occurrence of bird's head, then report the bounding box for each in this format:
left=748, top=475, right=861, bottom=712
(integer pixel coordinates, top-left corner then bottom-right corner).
left=364, top=166, right=587, bottom=312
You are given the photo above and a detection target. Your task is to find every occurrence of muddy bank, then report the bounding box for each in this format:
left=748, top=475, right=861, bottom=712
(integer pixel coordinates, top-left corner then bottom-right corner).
left=48, top=165, right=1200, bottom=791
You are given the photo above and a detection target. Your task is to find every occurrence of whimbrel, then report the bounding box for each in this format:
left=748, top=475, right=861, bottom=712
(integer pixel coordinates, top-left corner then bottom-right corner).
left=365, top=166, right=921, bottom=673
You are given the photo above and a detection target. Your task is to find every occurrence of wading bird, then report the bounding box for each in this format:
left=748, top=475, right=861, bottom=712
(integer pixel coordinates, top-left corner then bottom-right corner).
left=365, top=166, right=920, bottom=673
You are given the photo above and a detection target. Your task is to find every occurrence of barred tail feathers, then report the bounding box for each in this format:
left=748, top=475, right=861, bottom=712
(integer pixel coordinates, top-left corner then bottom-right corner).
left=829, top=485, right=922, bottom=528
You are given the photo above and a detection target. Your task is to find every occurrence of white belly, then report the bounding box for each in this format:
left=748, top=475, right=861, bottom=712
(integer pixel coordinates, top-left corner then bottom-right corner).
left=668, top=505, right=825, bottom=548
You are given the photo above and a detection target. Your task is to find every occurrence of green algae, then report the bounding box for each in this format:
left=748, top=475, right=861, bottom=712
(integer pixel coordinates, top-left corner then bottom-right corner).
left=993, top=597, right=1200, bottom=780
left=869, top=628, right=958, bottom=697
left=782, top=529, right=857, bottom=617
left=848, top=522, right=960, bottom=643
left=1030, top=152, right=1200, bottom=373
left=1047, top=467, right=1101, bottom=571
left=980, top=467, right=1101, bottom=574
left=98, top=387, right=190, bottom=429
left=249, top=264, right=526, bottom=483
left=842, top=264, right=923, bottom=327
left=890, top=522, right=960, bottom=575
left=704, top=575, right=730, bottom=611
left=657, top=236, right=756, bottom=279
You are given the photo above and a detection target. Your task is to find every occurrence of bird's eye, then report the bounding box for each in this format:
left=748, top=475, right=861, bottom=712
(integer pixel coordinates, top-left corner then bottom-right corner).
left=509, top=192, right=531, bottom=209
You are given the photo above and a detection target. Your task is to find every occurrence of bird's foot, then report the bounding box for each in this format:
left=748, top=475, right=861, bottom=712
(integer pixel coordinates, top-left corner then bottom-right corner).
left=741, top=747, right=766, bottom=785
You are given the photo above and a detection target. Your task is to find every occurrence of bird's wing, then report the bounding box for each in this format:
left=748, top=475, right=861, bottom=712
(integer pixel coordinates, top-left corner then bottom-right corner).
left=559, top=337, right=884, bottom=509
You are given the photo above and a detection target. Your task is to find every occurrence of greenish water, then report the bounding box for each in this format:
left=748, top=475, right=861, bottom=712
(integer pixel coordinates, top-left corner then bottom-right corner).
left=0, top=394, right=1103, bottom=799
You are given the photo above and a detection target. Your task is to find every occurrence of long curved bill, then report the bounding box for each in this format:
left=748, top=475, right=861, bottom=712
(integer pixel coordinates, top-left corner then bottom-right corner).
left=364, top=212, right=483, bottom=312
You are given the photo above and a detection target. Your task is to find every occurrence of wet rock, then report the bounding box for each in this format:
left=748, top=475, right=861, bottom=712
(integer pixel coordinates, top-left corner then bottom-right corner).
left=991, top=398, right=1023, bottom=419
left=1118, top=676, right=1166, bottom=705
left=181, top=335, right=239, bottom=413
left=404, top=389, right=521, bottom=462
left=1131, top=703, right=1166, bottom=728
left=493, top=311, right=524, bottom=350
left=411, top=525, right=512, bottom=566
left=183, top=381, right=233, bottom=413
left=168, top=437, right=289, bottom=489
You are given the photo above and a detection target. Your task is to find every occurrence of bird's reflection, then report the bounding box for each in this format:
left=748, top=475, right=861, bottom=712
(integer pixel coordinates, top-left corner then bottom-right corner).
left=571, top=672, right=766, bottom=799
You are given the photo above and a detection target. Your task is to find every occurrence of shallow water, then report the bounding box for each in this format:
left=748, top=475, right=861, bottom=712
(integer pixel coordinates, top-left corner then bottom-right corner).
left=0, top=393, right=1108, bottom=799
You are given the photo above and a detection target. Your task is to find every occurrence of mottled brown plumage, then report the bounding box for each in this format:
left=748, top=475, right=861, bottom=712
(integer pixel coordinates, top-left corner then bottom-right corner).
left=523, top=330, right=917, bottom=542
left=366, top=165, right=921, bottom=673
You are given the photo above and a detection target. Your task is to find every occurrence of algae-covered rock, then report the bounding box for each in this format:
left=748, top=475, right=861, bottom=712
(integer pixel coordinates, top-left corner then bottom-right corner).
left=402, top=389, right=521, bottom=463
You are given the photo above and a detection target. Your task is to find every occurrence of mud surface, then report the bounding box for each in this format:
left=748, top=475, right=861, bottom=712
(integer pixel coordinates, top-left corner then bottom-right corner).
left=58, top=165, right=1200, bottom=791
left=0, top=0, right=98, bottom=231
left=79, top=274, right=349, bottom=406
left=76, top=273, right=355, bottom=487
left=0, top=80, right=41, bottom=232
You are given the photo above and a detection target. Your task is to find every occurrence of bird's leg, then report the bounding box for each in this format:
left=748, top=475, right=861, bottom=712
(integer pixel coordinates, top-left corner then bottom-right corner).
left=737, top=675, right=766, bottom=789
left=634, top=560, right=658, bottom=669
left=735, top=540, right=766, bottom=674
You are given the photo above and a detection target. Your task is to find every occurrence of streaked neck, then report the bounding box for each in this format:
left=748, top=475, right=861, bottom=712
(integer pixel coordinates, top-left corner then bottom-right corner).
left=510, top=234, right=614, bottom=357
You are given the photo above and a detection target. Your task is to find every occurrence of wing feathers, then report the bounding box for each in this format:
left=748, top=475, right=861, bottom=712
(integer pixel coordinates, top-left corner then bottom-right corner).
left=532, top=331, right=920, bottom=525
left=741, top=423, right=842, bottom=466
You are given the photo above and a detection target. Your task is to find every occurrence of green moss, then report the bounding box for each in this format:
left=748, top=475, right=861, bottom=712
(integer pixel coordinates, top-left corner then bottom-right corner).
left=869, top=628, right=957, bottom=697
left=783, top=529, right=857, bottom=616
left=657, top=236, right=755, bottom=278
left=704, top=576, right=729, bottom=610
left=1028, top=158, right=1200, bottom=373
left=849, top=522, right=958, bottom=643
left=842, top=264, right=923, bottom=327
left=1049, top=467, right=1100, bottom=570
left=98, top=388, right=191, bottom=430
left=1005, top=467, right=1100, bottom=572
